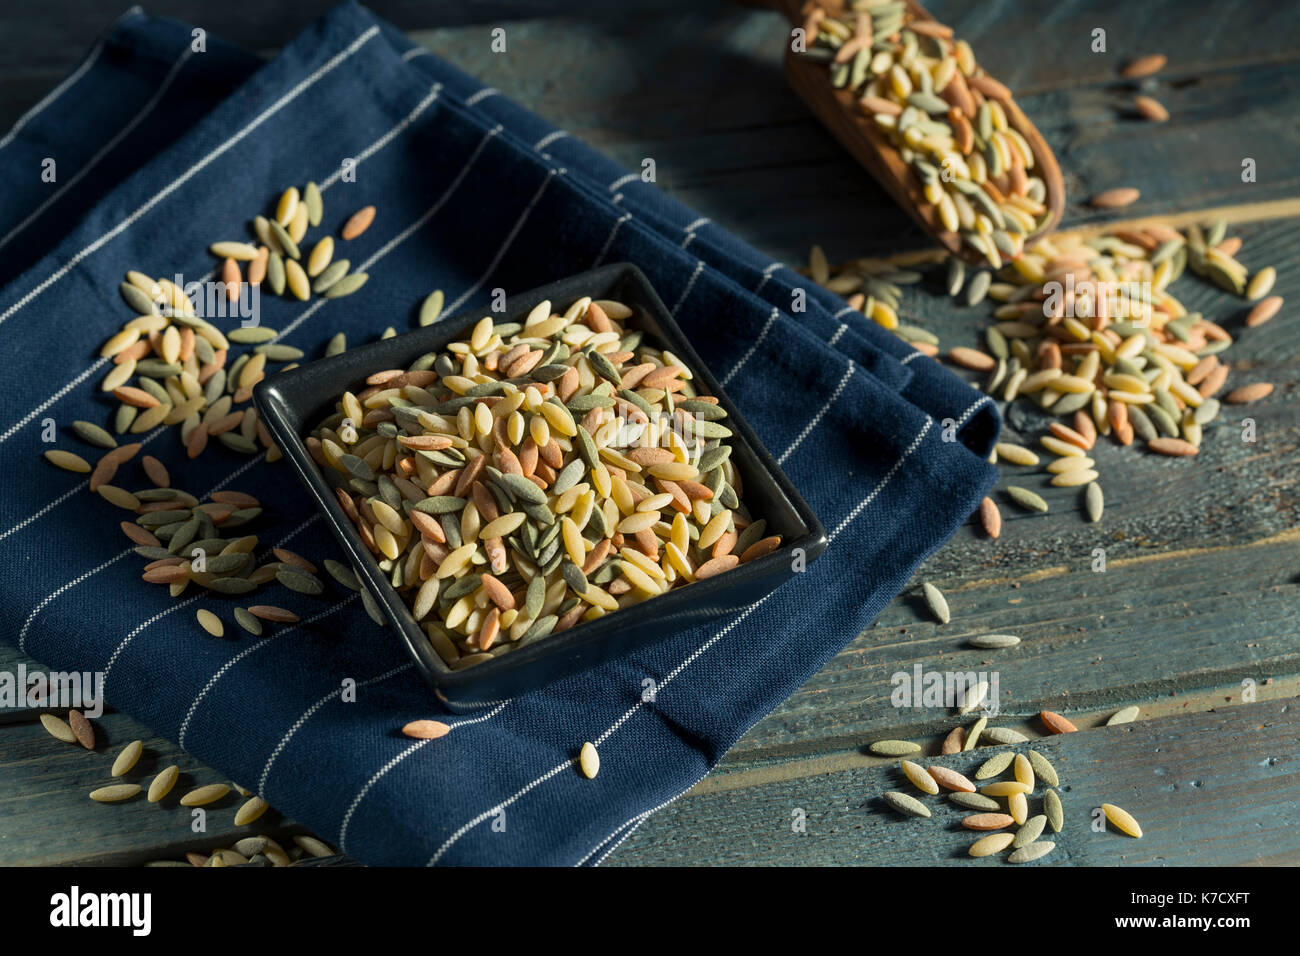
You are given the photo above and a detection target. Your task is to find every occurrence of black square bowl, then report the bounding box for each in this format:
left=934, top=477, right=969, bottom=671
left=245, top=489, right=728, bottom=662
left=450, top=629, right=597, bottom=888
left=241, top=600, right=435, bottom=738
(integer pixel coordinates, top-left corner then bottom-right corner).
left=255, top=263, right=826, bottom=710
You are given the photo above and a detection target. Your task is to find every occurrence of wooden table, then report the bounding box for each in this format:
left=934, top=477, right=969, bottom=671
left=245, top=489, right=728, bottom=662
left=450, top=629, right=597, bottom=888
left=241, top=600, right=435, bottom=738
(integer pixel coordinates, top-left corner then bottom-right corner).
left=2, top=0, right=1297, bottom=866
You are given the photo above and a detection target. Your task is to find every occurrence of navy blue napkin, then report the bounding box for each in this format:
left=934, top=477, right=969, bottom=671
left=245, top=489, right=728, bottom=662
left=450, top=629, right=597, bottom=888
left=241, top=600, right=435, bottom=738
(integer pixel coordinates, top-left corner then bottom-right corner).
left=0, top=2, right=998, bottom=865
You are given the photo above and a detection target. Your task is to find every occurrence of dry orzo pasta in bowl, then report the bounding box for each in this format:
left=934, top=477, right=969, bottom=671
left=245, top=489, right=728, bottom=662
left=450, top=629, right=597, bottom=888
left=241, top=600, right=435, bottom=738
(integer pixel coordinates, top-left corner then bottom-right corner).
left=255, top=264, right=825, bottom=709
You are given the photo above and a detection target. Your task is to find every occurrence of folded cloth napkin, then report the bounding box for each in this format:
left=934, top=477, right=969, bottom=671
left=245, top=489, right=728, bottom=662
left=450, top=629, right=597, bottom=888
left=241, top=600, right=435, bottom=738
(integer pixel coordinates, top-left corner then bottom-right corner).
left=0, top=2, right=998, bottom=865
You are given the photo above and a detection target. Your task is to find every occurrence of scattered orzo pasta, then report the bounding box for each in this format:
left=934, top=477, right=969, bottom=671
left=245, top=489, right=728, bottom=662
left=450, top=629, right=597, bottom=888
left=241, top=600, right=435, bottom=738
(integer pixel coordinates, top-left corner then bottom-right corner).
left=806, top=211, right=1271, bottom=531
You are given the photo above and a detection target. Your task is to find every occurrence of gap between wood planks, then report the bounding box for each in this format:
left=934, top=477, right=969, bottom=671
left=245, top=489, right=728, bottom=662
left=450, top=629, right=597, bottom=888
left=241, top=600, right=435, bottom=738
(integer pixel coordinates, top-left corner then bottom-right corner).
left=1009, top=48, right=1300, bottom=98
left=688, top=674, right=1300, bottom=797
left=51, top=827, right=314, bottom=868
left=933, top=523, right=1300, bottom=595
left=819, top=197, right=1300, bottom=272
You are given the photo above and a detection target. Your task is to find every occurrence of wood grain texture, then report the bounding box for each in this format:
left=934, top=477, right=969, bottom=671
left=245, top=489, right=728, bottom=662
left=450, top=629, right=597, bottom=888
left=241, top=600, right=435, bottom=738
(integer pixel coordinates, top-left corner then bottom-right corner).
left=0, top=713, right=315, bottom=866
left=395, top=4, right=1300, bottom=266
left=0, top=1, right=691, bottom=80
left=608, top=699, right=1300, bottom=866
left=0, top=0, right=1297, bottom=866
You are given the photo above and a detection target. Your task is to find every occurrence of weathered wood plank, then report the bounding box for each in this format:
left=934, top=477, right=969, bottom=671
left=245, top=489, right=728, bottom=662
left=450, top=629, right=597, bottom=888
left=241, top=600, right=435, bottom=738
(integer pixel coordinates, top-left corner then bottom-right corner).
left=4, top=6, right=1297, bottom=266
left=5, top=0, right=1297, bottom=103
left=923, top=0, right=1300, bottom=95
left=610, top=697, right=1300, bottom=865
left=704, top=677, right=1300, bottom=784
left=0, top=1, right=691, bottom=73
left=0, top=713, right=314, bottom=866
left=402, top=8, right=1300, bottom=265
left=704, top=527, right=1300, bottom=763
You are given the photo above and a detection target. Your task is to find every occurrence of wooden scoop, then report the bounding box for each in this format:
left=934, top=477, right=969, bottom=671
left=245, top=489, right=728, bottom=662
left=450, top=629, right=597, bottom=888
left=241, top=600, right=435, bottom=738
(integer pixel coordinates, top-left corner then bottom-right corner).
left=755, top=0, right=1064, bottom=264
